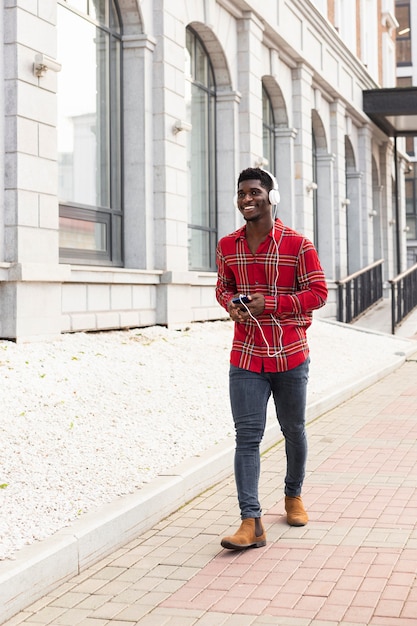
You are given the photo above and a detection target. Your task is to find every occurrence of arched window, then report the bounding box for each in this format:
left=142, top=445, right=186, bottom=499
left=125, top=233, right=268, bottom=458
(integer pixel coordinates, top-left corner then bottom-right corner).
left=57, top=0, right=122, bottom=265
left=262, top=86, right=275, bottom=172
left=185, top=27, right=217, bottom=271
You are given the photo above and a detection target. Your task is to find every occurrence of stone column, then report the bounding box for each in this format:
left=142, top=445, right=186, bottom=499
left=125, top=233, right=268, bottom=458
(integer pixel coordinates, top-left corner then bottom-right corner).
left=292, top=63, right=314, bottom=240
left=275, top=127, right=298, bottom=229
left=316, top=153, right=336, bottom=280
left=378, top=140, right=395, bottom=282
left=330, top=100, right=347, bottom=278
left=216, top=89, right=242, bottom=237
left=237, top=11, right=264, bottom=168
left=372, top=184, right=384, bottom=263
left=123, top=34, right=156, bottom=270
left=152, top=2, right=189, bottom=272
left=358, top=124, right=374, bottom=266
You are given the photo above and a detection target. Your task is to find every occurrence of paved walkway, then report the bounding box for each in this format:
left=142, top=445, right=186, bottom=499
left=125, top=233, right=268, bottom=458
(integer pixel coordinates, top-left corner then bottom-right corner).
left=4, top=350, right=417, bottom=626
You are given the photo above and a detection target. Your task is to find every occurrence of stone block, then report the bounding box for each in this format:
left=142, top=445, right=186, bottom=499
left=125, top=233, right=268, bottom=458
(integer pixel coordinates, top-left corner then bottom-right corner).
left=39, top=123, right=57, bottom=160
left=110, top=284, right=133, bottom=310
left=70, top=313, right=97, bottom=332
left=18, top=153, right=58, bottom=196
left=17, top=226, right=59, bottom=264
left=38, top=0, right=57, bottom=25
left=132, top=284, right=154, bottom=309
left=95, top=311, right=120, bottom=330
left=4, top=189, right=37, bottom=227
left=18, top=81, right=57, bottom=125
left=61, top=284, right=88, bottom=313
left=39, top=194, right=59, bottom=230
left=119, top=310, right=141, bottom=328
left=87, top=284, right=111, bottom=312
left=2, top=282, right=62, bottom=341
left=14, top=8, right=54, bottom=53
left=17, top=117, right=39, bottom=154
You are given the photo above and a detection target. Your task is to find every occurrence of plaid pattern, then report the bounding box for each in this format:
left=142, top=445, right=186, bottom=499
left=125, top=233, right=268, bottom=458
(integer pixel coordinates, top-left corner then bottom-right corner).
left=216, top=219, right=328, bottom=372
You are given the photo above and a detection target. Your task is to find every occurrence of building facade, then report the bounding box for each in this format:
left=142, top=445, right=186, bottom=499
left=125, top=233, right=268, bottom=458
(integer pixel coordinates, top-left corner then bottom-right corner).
left=395, top=0, right=417, bottom=267
left=0, top=0, right=409, bottom=341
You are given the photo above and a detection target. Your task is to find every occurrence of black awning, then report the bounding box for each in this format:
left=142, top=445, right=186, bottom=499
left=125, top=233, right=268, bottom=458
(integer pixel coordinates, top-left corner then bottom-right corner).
left=363, top=86, right=417, bottom=137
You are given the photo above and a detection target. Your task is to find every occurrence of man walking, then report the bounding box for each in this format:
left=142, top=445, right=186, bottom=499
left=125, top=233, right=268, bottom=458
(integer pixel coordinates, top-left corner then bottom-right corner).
left=216, top=167, right=327, bottom=550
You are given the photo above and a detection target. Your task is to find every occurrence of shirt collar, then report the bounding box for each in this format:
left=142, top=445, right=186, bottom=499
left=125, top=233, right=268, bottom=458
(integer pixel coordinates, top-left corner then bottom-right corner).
left=234, top=218, right=284, bottom=241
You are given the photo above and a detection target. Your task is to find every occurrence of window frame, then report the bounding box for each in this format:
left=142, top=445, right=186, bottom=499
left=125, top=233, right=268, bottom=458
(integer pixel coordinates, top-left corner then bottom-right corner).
left=262, top=85, right=276, bottom=173
left=57, top=0, right=124, bottom=266
left=395, top=0, right=412, bottom=66
left=186, top=26, right=218, bottom=272
left=405, top=170, right=417, bottom=240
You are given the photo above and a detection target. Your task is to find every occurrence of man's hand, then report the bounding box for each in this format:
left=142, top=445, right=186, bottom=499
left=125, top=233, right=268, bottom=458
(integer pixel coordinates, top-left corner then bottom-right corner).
left=228, top=293, right=265, bottom=322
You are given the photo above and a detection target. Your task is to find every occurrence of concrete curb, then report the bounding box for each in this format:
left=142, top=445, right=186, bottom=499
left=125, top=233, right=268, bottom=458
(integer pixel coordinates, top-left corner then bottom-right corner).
left=1, top=346, right=416, bottom=624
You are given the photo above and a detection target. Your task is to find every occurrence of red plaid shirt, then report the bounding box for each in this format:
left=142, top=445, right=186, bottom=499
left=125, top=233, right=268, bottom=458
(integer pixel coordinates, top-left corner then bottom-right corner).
left=216, top=219, right=328, bottom=372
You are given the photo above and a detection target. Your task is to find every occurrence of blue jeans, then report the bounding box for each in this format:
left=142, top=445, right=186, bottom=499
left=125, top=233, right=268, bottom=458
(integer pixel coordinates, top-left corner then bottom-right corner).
left=229, top=359, right=310, bottom=519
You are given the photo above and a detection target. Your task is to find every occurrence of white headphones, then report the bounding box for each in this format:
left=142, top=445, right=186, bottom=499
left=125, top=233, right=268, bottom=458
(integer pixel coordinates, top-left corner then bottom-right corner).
left=234, top=169, right=280, bottom=207
left=264, top=169, right=281, bottom=205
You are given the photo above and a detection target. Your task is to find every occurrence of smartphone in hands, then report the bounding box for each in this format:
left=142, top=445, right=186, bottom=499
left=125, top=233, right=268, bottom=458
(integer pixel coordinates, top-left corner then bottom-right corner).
left=232, top=294, right=251, bottom=305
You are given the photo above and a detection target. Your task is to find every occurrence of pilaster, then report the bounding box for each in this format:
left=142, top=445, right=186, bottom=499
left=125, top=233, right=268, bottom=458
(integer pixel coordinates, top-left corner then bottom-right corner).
left=378, top=140, right=395, bottom=281
left=358, top=124, right=374, bottom=266
left=330, top=99, right=348, bottom=278
left=316, top=153, right=336, bottom=280
left=275, top=127, right=298, bottom=229
left=216, top=90, right=242, bottom=237
left=237, top=11, right=264, bottom=168
left=123, top=34, right=156, bottom=270
left=292, top=63, right=314, bottom=239
left=0, top=0, right=63, bottom=340
left=152, top=3, right=189, bottom=272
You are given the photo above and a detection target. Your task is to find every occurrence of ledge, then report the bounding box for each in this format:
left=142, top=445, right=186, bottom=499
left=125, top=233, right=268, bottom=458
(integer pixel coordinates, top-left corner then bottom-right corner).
left=2, top=263, right=71, bottom=282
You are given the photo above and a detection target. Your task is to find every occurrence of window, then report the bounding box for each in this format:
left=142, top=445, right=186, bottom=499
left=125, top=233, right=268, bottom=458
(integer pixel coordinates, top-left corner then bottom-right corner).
left=185, top=27, right=217, bottom=271
left=406, top=169, right=417, bottom=240
left=57, top=0, right=122, bottom=265
left=360, top=0, right=379, bottom=79
left=395, top=1, right=412, bottom=65
left=334, top=0, right=356, bottom=53
left=262, top=86, right=276, bottom=172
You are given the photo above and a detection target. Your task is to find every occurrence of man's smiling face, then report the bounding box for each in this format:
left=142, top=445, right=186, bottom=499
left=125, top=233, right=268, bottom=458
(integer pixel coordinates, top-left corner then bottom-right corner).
left=236, top=179, right=271, bottom=222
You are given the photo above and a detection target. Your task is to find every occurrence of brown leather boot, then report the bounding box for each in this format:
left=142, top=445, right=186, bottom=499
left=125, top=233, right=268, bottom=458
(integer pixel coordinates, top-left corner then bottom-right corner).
left=221, top=517, right=266, bottom=550
left=285, top=496, right=308, bottom=526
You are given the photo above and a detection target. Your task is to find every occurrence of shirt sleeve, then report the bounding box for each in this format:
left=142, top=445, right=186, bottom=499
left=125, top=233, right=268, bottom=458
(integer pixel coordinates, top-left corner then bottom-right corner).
left=215, top=241, right=236, bottom=311
left=264, top=239, right=328, bottom=315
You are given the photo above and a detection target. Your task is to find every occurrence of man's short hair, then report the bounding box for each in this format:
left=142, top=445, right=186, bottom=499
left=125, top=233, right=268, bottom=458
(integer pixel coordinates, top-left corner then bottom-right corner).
left=237, top=167, right=273, bottom=192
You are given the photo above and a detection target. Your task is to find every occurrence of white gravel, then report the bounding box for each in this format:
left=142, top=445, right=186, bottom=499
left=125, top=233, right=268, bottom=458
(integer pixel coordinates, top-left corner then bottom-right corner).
left=0, top=318, right=415, bottom=561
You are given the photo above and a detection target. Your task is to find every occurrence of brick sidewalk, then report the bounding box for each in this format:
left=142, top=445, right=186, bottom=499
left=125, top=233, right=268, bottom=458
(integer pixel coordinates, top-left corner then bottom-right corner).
left=4, top=353, right=417, bottom=626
